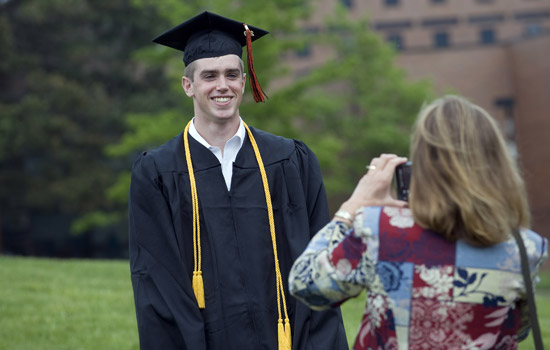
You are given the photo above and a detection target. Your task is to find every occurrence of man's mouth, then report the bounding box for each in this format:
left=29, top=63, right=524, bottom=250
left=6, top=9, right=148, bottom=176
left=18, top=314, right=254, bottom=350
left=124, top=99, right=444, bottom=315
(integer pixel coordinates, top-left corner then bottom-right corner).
left=213, top=97, right=231, bottom=103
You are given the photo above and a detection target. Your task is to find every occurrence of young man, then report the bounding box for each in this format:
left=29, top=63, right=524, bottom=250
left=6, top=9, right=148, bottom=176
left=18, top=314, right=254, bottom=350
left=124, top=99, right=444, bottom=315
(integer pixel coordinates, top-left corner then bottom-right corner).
left=128, top=11, right=347, bottom=350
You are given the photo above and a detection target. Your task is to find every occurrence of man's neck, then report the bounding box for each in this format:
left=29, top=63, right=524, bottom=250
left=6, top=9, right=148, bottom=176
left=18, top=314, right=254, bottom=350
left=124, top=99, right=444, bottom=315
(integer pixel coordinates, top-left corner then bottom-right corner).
left=193, top=116, right=240, bottom=150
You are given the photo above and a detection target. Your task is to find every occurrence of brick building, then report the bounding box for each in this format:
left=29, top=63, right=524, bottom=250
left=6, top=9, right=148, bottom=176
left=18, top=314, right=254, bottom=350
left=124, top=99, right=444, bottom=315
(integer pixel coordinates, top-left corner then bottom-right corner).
left=288, top=0, right=550, bottom=236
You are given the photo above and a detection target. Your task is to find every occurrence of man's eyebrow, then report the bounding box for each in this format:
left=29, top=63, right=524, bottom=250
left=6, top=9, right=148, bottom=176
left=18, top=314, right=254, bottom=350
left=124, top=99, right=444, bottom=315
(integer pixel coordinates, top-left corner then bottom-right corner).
left=199, top=69, right=219, bottom=76
left=199, top=68, right=241, bottom=76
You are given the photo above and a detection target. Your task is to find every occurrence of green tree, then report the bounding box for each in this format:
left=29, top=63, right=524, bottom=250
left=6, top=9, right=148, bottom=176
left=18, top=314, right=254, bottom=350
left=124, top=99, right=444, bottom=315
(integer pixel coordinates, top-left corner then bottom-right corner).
left=301, top=13, right=433, bottom=208
left=0, top=0, right=171, bottom=255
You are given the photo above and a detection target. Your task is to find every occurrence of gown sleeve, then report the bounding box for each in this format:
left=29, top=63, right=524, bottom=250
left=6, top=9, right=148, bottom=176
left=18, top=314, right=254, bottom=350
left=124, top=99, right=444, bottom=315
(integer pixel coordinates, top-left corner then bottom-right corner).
left=288, top=140, right=349, bottom=349
left=289, top=209, right=378, bottom=310
left=129, top=152, right=206, bottom=350
left=292, top=140, right=331, bottom=237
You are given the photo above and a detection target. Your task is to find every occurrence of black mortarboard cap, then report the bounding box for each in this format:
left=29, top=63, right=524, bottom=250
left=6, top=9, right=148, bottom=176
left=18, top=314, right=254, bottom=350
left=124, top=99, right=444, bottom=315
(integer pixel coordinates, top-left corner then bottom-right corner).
left=153, top=11, right=268, bottom=65
left=153, top=11, right=269, bottom=102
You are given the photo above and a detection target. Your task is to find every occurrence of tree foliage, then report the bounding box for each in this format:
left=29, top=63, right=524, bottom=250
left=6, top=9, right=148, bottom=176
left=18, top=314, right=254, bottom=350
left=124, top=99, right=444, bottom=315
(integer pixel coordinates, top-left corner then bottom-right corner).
left=0, top=0, right=171, bottom=254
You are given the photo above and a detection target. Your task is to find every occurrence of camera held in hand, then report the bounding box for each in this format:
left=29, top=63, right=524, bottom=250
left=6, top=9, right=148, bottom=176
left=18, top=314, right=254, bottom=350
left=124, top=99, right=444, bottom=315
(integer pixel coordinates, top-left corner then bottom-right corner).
left=395, top=161, right=412, bottom=201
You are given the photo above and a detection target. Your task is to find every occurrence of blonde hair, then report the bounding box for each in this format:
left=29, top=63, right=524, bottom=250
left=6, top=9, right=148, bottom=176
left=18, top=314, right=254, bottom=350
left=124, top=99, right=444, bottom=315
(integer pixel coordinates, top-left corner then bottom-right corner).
left=409, top=95, right=530, bottom=246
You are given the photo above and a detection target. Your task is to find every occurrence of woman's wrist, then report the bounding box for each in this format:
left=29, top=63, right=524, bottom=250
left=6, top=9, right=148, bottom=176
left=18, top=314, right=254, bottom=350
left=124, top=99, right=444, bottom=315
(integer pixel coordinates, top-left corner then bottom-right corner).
left=333, top=209, right=354, bottom=226
left=333, top=200, right=363, bottom=225
left=338, top=200, right=364, bottom=217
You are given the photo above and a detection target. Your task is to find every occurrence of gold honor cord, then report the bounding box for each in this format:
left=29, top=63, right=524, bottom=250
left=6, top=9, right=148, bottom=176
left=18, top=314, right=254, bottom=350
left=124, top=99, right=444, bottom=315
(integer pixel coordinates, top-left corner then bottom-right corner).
left=242, top=121, right=291, bottom=350
left=183, top=122, right=205, bottom=308
left=182, top=120, right=291, bottom=350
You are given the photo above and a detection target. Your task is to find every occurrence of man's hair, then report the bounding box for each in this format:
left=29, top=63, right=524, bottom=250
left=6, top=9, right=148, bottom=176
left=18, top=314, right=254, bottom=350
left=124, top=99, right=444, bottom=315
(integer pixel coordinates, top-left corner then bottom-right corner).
left=184, top=57, right=245, bottom=82
left=184, top=60, right=198, bottom=81
left=409, top=95, right=530, bottom=246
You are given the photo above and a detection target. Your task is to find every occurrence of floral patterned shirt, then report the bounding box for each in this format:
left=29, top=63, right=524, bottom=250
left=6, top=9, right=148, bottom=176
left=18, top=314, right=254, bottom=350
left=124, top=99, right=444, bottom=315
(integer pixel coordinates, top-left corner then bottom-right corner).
left=289, top=206, right=548, bottom=350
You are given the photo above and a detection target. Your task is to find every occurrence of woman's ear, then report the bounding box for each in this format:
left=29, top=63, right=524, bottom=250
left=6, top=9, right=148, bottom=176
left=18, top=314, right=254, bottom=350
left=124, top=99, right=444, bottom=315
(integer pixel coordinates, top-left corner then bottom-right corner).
left=182, top=76, right=194, bottom=97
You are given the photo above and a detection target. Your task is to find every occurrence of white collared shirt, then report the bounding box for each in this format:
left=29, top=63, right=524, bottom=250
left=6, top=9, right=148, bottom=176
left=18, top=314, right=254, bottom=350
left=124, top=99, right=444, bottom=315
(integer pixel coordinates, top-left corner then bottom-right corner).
left=188, top=118, right=246, bottom=190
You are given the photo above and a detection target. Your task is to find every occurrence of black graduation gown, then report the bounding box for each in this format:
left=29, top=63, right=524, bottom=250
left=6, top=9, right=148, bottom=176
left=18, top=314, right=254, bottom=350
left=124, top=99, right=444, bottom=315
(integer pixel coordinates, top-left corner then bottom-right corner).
left=129, top=126, right=348, bottom=350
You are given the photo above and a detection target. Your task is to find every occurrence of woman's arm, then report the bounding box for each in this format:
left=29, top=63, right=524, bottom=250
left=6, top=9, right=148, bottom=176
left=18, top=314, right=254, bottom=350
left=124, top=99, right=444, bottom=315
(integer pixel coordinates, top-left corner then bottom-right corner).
left=289, top=154, right=408, bottom=310
left=288, top=213, right=375, bottom=310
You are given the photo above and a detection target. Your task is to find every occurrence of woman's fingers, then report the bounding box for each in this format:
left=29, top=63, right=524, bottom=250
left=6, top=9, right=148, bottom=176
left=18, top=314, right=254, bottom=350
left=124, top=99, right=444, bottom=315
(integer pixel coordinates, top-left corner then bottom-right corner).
left=366, top=154, right=407, bottom=181
left=362, top=154, right=409, bottom=204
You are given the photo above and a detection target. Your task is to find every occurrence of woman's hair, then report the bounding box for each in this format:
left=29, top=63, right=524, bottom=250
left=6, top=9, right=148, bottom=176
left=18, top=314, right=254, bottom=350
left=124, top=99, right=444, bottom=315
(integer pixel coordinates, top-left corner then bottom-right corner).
left=409, top=95, right=530, bottom=246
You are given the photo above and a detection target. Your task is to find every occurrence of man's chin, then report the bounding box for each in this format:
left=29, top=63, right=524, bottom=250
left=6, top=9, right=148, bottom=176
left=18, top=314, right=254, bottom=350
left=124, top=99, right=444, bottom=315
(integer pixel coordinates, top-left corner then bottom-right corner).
left=211, top=113, right=238, bottom=122
left=211, top=108, right=238, bottom=119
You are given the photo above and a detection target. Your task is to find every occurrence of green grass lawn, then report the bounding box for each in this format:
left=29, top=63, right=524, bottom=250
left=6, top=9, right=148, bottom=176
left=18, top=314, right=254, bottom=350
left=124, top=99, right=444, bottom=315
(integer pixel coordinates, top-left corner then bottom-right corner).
left=0, top=256, right=548, bottom=349
left=0, top=256, right=138, bottom=350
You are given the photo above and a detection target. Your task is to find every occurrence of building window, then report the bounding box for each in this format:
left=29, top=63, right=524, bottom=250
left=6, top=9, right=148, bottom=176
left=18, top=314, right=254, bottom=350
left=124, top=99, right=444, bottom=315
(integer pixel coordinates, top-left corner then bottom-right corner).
left=480, top=28, right=496, bottom=44
left=434, top=31, right=449, bottom=48
left=422, top=17, right=458, bottom=27
left=374, top=20, right=412, bottom=30
left=469, top=14, right=504, bottom=24
left=384, top=0, right=399, bottom=7
left=515, top=11, right=550, bottom=21
left=341, top=0, right=354, bottom=8
left=387, top=34, right=404, bottom=51
left=525, top=23, right=543, bottom=37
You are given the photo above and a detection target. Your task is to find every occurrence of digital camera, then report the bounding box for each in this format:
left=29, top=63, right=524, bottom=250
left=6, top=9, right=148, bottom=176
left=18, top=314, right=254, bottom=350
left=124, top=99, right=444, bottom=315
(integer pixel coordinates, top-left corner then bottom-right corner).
left=395, top=161, right=412, bottom=201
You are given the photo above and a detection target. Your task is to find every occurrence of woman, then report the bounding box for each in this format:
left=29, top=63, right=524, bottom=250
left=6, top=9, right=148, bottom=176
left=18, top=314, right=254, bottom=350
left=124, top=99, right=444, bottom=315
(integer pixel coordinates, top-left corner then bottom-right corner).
left=289, top=95, right=547, bottom=350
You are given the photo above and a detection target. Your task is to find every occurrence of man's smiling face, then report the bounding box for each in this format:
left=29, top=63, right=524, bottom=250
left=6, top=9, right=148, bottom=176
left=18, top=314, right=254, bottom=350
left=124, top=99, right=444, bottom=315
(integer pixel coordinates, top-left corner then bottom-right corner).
left=183, top=54, right=246, bottom=123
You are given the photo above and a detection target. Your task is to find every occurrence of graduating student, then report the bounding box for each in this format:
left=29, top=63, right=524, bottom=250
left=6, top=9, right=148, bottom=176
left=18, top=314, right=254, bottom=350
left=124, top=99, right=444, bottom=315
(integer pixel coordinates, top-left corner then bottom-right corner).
left=128, top=11, right=348, bottom=350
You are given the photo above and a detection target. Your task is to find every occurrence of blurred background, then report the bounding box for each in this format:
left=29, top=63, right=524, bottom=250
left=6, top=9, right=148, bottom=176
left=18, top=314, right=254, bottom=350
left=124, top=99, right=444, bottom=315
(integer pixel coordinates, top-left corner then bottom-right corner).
left=1, top=0, right=549, bottom=260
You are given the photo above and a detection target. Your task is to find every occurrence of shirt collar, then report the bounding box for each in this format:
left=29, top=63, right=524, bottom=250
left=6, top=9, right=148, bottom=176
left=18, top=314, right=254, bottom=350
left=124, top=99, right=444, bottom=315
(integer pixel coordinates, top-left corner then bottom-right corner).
left=188, top=117, right=246, bottom=150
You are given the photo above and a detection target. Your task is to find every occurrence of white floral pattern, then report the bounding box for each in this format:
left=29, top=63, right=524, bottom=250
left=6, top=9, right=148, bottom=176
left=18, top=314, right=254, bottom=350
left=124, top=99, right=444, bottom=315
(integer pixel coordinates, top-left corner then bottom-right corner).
left=383, top=207, right=414, bottom=228
left=413, top=265, right=454, bottom=299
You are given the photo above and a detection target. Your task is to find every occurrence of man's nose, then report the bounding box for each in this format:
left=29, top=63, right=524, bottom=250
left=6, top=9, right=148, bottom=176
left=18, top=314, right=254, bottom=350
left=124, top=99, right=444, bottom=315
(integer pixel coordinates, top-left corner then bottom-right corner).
left=216, top=77, right=228, bottom=90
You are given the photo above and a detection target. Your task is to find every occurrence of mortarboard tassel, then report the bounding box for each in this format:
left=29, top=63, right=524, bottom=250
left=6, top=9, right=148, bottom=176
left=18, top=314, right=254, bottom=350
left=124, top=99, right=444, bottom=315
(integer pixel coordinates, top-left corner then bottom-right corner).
left=243, top=24, right=268, bottom=103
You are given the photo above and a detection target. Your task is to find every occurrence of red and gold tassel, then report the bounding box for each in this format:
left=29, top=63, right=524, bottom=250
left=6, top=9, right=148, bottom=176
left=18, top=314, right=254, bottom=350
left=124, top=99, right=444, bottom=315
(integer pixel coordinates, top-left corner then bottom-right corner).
left=243, top=23, right=268, bottom=103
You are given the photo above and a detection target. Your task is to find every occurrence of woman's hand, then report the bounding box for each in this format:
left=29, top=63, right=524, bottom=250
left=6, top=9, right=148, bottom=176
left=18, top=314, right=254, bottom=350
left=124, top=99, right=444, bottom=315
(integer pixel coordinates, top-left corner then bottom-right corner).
left=336, top=154, right=409, bottom=220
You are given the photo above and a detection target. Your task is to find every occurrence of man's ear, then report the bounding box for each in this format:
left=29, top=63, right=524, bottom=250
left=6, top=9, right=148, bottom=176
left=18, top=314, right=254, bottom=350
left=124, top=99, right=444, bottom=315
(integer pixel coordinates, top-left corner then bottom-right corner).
left=242, top=73, right=246, bottom=93
left=182, top=76, right=194, bottom=97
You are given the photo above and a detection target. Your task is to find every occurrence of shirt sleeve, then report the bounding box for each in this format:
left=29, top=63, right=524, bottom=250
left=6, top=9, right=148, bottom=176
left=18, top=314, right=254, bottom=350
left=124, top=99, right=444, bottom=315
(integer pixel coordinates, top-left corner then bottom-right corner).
left=288, top=209, right=378, bottom=310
